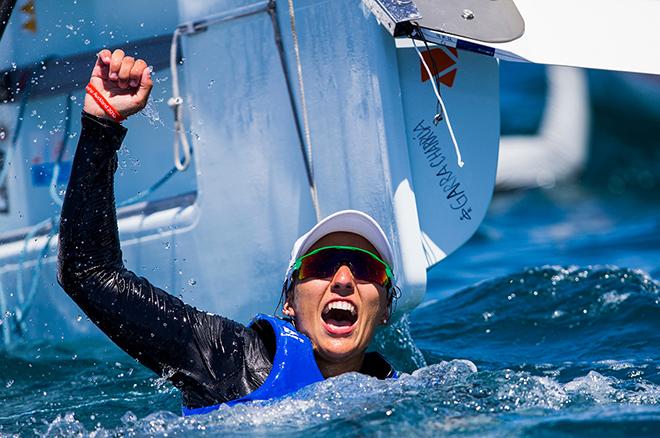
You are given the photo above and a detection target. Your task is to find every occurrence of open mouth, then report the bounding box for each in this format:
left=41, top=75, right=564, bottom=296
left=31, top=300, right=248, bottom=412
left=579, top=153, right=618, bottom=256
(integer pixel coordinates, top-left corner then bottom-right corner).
left=321, top=301, right=358, bottom=335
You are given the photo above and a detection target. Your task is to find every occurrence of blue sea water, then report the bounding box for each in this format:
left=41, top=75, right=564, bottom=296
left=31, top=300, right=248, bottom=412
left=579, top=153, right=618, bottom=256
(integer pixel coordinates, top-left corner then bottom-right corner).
left=0, top=184, right=658, bottom=437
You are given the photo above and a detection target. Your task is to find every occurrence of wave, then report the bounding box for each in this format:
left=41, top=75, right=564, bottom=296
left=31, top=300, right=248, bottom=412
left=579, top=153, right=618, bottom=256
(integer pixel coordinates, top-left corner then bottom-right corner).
left=412, top=266, right=660, bottom=369
left=33, top=361, right=660, bottom=437
left=4, top=266, right=659, bottom=437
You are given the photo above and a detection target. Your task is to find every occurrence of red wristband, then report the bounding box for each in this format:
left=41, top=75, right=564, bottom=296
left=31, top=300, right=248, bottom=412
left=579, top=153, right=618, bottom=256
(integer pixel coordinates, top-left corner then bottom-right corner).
left=85, top=83, right=126, bottom=123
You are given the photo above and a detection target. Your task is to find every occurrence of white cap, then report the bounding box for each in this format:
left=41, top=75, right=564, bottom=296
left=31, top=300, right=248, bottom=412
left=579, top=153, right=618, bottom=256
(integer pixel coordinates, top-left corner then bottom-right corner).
left=284, top=210, right=395, bottom=289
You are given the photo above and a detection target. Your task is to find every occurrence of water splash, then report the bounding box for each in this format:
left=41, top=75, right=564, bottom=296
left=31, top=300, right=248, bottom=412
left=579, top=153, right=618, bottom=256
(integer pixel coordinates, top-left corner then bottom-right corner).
left=26, top=361, right=660, bottom=437
left=139, top=97, right=164, bottom=127
left=372, top=314, right=427, bottom=372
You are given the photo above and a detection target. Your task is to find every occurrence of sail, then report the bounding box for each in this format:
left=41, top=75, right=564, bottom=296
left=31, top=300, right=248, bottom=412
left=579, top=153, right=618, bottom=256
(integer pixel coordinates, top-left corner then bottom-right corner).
left=416, top=0, right=660, bottom=75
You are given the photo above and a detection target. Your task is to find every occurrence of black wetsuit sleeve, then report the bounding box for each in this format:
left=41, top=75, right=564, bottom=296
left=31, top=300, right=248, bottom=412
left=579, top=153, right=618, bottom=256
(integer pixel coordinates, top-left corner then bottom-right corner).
left=57, top=112, right=272, bottom=408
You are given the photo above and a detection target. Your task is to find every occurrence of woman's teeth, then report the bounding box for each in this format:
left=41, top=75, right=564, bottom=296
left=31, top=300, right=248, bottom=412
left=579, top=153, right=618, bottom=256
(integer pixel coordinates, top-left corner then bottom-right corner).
left=324, top=301, right=356, bottom=315
left=322, top=301, right=358, bottom=329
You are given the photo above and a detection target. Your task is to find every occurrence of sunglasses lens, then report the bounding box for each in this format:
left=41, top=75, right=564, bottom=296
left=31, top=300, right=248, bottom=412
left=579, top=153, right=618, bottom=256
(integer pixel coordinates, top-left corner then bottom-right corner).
left=297, top=248, right=389, bottom=286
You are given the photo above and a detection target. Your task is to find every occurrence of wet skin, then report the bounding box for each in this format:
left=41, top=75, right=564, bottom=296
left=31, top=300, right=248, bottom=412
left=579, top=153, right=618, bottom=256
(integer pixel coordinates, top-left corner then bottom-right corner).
left=282, top=232, right=389, bottom=378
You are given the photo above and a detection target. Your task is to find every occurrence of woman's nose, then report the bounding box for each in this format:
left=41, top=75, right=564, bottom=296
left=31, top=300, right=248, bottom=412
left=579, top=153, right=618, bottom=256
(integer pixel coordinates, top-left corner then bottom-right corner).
left=331, top=264, right=355, bottom=294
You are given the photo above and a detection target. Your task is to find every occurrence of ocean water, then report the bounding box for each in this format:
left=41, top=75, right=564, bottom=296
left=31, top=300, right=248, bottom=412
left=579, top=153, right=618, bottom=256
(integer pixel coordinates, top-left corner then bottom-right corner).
left=1, top=184, right=658, bottom=437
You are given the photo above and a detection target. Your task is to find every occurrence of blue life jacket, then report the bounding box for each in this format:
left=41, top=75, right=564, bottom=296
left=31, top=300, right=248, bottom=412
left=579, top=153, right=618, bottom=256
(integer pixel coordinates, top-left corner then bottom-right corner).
left=182, top=314, right=398, bottom=416
left=182, top=314, right=324, bottom=416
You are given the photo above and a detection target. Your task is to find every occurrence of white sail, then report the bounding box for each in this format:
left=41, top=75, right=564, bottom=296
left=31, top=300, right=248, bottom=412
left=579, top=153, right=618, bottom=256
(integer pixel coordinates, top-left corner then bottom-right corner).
left=421, top=0, right=660, bottom=75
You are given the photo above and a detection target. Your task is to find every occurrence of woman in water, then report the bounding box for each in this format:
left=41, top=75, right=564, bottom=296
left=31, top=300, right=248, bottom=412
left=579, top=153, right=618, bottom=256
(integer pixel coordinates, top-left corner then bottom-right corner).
left=57, top=49, right=398, bottom=415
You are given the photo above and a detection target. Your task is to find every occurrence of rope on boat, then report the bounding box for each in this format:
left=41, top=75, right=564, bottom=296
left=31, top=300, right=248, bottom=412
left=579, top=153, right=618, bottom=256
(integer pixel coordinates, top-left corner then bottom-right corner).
left=168, top=28, right=193, bottom=172
left=285, top=0, right=321, bottom=221
left=410, top=34, right=465, bottom=168
left=117, top=165, right=179, bottom=207
left=268, top=4, right=319, bottom=221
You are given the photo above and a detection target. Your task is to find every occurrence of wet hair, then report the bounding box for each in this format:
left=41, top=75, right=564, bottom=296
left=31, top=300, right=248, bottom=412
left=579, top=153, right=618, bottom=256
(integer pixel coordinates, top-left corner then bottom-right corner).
left=275, top=282, right=294, bottom=322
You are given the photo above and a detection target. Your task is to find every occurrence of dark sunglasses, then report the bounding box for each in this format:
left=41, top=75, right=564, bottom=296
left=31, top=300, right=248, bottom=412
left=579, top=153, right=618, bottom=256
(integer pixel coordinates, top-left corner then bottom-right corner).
left=292, top=245, right=393, bottom=287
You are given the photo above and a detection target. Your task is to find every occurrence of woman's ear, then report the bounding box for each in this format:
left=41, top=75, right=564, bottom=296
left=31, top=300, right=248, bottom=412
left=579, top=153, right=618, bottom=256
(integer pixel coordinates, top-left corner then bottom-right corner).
left=282, top=292, right=296, bottom=317
left=380, top=310, right=389, bottom=325
left=380, top=286, right=393, bottom=325
left=377, top=302, right=388, bottom=326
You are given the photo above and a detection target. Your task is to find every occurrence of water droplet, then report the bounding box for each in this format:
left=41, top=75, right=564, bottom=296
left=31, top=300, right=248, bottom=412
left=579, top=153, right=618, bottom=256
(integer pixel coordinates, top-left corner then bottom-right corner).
left=207, top=80, right=215, bottom=88
left=163, top=241, right=170, bottom=250
left=552, top=310, right=565, bottom=319
left=84, top=39, right=91, bottom=45
left=5, top=379, right=14, bottom=388
left=188, top=278, right=197, bottom=286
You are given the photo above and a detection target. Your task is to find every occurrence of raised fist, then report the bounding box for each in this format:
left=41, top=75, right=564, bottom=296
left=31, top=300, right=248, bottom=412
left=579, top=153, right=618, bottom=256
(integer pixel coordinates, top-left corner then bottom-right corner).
left=83, top=49, right=153, bottom=121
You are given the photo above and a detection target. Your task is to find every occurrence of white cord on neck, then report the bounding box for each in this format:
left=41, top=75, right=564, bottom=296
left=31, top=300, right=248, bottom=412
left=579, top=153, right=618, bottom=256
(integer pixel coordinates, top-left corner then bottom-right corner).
left=411, top=38, right=464, bottom=168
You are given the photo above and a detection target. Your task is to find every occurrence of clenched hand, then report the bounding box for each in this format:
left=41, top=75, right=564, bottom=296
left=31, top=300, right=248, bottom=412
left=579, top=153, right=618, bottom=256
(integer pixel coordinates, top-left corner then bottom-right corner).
left=83, top=49, right=153, bottom=121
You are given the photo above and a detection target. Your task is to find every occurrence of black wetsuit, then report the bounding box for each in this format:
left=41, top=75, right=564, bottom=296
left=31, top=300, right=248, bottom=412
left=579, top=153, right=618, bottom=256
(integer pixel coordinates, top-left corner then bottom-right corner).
left=57, top=112, right=394, bottom=410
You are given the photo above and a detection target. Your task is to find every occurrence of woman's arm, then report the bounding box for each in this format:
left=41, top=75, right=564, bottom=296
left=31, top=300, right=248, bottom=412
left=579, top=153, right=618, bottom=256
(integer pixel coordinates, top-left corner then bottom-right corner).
left=57, top=50, right=272, bottom=408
